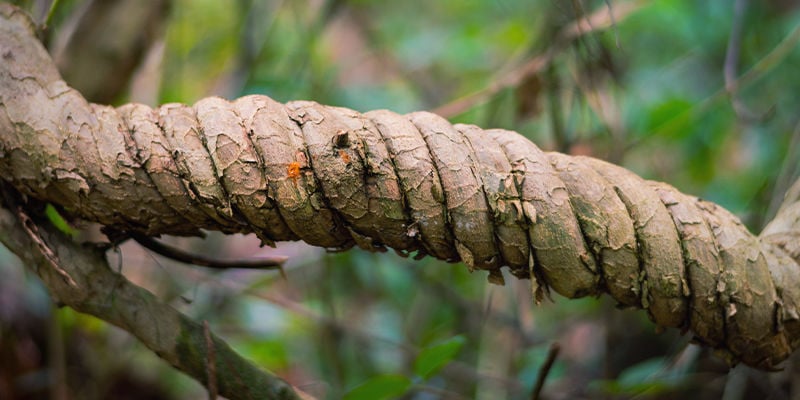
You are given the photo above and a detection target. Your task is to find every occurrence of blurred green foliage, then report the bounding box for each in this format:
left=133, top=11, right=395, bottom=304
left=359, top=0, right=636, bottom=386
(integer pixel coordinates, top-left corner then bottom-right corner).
left=413, top=335, right=466, bottom=380
left=343, top=374, right=412, bottom=400
left=2, top=0, right=800, bottom=399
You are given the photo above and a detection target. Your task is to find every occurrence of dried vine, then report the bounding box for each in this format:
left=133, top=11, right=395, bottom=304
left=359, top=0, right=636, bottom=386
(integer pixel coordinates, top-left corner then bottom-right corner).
left=1, top=4, right=799, bottom=370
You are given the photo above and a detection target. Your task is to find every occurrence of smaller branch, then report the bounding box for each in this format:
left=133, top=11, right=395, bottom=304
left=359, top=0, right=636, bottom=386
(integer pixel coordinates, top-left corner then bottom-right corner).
left=42, top=0, right=60, bottom=31
left=570, top=0, right=589, bottom=37
left=724, top=0, right=767, bottom=122
left=0, top=184, right=308, bottom=400
left=731, top=21, right=800, bottom=104
left=205, top=320, right=218, bottom=400
left=132, top=232, right=288, bottom=270
left=546, top=65, right=569, bottom=153
left=14, top=205, right=78, bottom=287
left=723, top=0, right=745, bottom=90
left=433, top=1, right=642, bottom=118
left=765, top=122, right=800, bottom=224
left=636, top=22, right=800, bottom=150
left=530, top=342, right=561, bottom=400
left=604, top=0, right=621, bottom=49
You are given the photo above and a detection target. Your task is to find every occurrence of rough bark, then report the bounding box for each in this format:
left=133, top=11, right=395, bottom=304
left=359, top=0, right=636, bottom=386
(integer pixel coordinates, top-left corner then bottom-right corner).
left=0, top=190, right=306, bottom=400
left=1, top=4, right=799, bottom=370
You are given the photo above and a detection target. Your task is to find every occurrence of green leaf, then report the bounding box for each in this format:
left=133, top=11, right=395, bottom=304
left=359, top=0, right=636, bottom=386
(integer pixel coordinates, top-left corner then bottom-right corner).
left=413, top=335, right=467, bottom=380
left=45, top=204, right=75, bottom=236
left=646, top=98, right=693, bottom=139
left=343, top=374, right=412, bottom=400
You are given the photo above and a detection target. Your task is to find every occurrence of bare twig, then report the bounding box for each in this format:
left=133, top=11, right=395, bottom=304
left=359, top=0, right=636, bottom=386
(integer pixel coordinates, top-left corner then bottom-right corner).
left=637, top=22, right=800, bottom=149
left=531, top=342, right=561, bottom=400
left=735, top=23, right=800, bottom=94
left=567, top=61, right=626, bottom=163
left=17, top=207, right=78, bottom=287
left=723, top=0, right=746, bottom=93
left=42, top=0, right=60, bottom=30
left=211, top=0, right=285, bottom=97
left=724, top=0, right=767, bottom=122
left=604, top=0, right=621, bottom=48
left=132, top=232, right=288, bottom=270
left=766, top=122, right=800, bottom=224
left=546, top=64, right=569, bottom=153
left=434, top=1, right=643, bottom=118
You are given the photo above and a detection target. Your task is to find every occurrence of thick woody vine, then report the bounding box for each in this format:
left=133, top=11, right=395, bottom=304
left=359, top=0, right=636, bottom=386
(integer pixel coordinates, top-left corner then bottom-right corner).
left=1, top=3, right=800, bottom=385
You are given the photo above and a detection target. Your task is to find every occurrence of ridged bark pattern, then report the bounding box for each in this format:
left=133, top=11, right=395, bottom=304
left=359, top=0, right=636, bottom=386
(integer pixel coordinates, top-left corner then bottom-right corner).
left=1, top=4, right=799, bottom=369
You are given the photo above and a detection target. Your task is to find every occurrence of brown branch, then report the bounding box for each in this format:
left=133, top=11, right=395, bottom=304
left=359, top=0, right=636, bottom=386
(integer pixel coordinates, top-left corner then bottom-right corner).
left=15, top=206, right=78, bottom=287
left=629, top=21, right=800, bottom=153
left=433, top=1, right=644, bottom=118
left=766, top=125, right=800, bottom=223
left=0, top=186, right=309, bottom=400
left=530, top=342, right=560, bottom=400
left=132, top=232, right=288, bottom=270
left=723, top=0, right=769, bottom=122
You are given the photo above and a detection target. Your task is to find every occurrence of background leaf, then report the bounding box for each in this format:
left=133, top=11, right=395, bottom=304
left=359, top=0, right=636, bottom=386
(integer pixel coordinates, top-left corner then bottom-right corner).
left=343, top=374, right=412, bottom=400
left=413, top=334, right=466, bottom=380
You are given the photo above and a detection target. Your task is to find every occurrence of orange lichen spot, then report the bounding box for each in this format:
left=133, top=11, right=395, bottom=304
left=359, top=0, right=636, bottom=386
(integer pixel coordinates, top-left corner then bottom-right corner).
left=338, top=150, right=351, bottom=164
left=287, top=162, right=301, bottom=179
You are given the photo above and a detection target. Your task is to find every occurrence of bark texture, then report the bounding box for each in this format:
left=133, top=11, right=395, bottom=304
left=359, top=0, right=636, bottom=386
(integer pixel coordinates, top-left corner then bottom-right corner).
left=1, top=4, right=799, bottom=369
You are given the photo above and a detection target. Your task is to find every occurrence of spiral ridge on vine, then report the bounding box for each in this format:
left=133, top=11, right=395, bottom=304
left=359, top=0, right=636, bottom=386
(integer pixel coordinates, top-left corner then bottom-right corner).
left=1, top=4, right=799, bottom=369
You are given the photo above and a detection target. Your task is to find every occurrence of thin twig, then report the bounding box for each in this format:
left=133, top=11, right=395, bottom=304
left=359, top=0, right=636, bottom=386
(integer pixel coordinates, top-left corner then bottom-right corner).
left=434, top=1, right=643, bottom=118
left=723, top=0, right=745, bottom=92
left=604, top=0, right=621, bottom=48
left=18, top=208, right=78, bottom=287
left=132, top=232, right=288, bottom=270
left=570, top=0, right=590, bottom=41
left=0, top=185, right=78, bottom=288
left=633, top=22, right=800, bottom=151
left=546, top=64, right=569, bottom=153
left=766, top=122, right=800, bottom=223
left=735, top=23, right=800, bottom=93
left=724, top=0, right=766, bottom=122
left=42, top=0, right=60, bottom=30
left=531, top=342, right=561, bottom=400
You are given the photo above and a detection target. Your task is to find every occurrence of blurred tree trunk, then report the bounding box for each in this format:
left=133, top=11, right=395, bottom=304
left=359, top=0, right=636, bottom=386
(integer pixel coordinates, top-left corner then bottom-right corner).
left=51, top=0, right=170, bottom=104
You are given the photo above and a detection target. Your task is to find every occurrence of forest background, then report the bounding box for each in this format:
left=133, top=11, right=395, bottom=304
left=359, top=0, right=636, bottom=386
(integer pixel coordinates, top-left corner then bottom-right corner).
left=2, top=0, right=800, bottom=399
